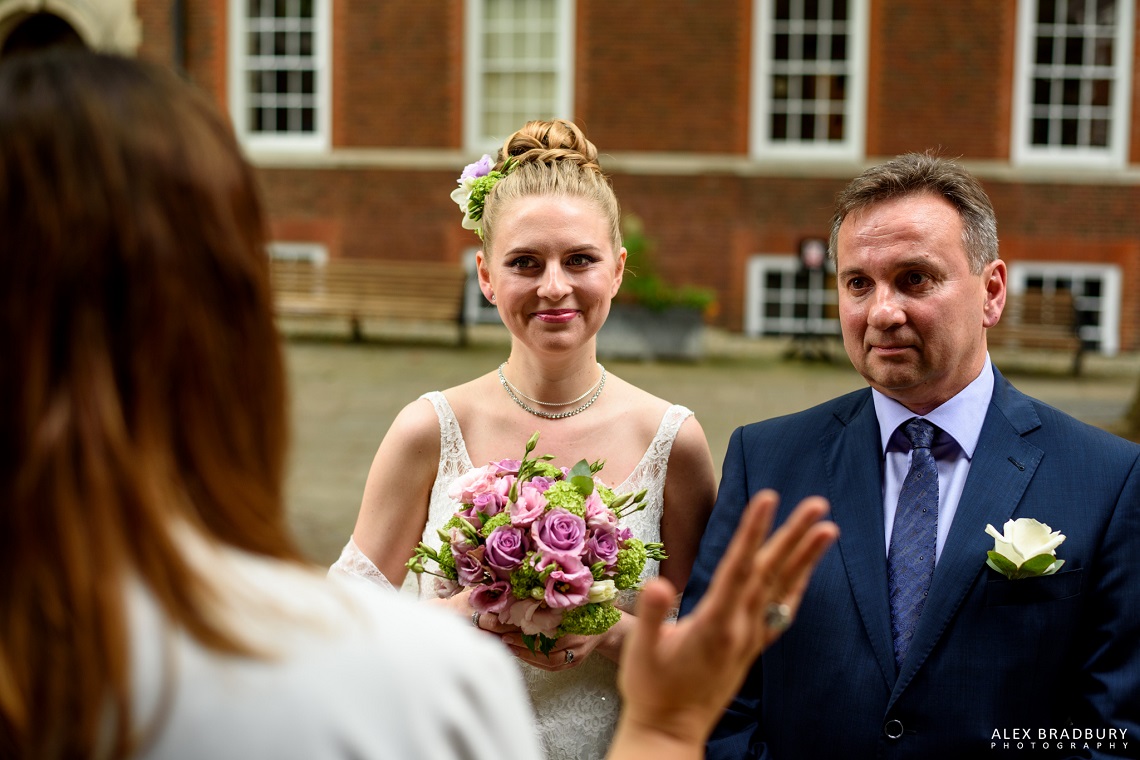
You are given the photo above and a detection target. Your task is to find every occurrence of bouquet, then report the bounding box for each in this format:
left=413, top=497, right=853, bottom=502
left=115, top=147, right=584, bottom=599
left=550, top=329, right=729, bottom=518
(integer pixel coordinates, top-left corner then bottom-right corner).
left=407, top=432, right=666, bottom=654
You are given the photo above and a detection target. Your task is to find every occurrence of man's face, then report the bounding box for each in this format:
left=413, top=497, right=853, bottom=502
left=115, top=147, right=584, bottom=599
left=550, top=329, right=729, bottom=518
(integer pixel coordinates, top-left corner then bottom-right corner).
left=836, top=192, right=1005, bottom=415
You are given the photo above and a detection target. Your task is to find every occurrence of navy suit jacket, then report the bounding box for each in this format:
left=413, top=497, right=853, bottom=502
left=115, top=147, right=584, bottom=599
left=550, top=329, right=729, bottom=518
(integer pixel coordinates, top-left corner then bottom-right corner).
left=681, top=368, right=1140, bottom=759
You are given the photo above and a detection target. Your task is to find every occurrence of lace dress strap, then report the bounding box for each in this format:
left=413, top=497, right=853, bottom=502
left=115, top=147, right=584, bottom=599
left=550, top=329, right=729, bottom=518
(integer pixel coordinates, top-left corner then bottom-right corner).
left=419, top=391, right=473, bottom=483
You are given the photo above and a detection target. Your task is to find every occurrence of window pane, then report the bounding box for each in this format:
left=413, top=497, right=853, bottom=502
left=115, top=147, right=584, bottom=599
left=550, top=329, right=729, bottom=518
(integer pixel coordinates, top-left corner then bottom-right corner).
left=1033, top=77, right=1052, bottom=104
left=1061, top=77, right=1081, bottom=105
left=774, top=33, right=790, bottom=60
left=830, top=34, right=846, bottom=61
left=1093, top=35, right=1113, bottom=65
left=803, top=33, right=818, bottom=60
left=828, top=113, right=845, bottom=140
left=1089, top=118, right=1108, bottom=146
left=1064, top=34, right=1084, bottom=65
left=1035, top=36, right=1054, bottom=64
left=771, top=112, right=788, bottom=139
left=833, top=0, right=848, bottom=21
left=1032, top=117, right=1050, bottom=144
left=1038, top=0, right=1055, bottom=23
left=773, top=75, right=789, bottom=100
left=800, top=112, right=816, bottom=140
left=1060, top=117, right=1078, bottom=144
left=804, top=0, right=819, bottom=20
left=1090, top=78, right=1110, bottom=106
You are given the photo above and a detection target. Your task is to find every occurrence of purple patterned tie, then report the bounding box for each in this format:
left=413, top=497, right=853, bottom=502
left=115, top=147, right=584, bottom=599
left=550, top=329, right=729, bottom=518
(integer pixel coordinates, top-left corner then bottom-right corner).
left=887, top=418, right=938, bottom=668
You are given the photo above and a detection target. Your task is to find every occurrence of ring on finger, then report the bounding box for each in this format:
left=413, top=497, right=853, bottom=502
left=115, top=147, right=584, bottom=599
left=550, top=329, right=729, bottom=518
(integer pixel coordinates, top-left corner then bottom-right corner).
left=565, top=649, right=574, bottom=665
left=764, top=602, right=793, bottom=632
left=472, top=611, right=481, bottom=629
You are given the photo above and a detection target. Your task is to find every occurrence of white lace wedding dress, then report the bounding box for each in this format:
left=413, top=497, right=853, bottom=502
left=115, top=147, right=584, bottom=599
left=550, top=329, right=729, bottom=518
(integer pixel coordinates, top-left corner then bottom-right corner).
left=331, top=392, right=692, bottom=760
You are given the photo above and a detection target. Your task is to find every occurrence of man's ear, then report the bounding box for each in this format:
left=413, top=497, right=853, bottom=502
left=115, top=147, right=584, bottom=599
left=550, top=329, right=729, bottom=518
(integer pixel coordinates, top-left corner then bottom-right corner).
left=982, top=259, right=1007, bottom=329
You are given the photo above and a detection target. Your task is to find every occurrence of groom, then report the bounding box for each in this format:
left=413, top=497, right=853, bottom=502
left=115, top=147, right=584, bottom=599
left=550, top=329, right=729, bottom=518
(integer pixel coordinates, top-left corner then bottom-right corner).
left=681, top=153, right=1140, bottom=759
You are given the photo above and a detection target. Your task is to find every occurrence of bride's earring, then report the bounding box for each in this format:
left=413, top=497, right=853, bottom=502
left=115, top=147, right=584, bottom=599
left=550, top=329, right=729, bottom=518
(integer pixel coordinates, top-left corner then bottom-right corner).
left=490, top=293, right=496, bottom=304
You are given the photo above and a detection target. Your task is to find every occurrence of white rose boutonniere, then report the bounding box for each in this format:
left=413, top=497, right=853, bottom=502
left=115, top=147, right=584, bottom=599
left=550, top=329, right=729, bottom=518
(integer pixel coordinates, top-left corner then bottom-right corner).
left=984, top=518, right=1066, bottom=580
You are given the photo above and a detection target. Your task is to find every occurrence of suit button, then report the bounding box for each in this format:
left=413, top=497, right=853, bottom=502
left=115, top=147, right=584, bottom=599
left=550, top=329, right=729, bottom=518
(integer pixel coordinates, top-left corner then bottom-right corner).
left=884, top=719, right=904, bottom=740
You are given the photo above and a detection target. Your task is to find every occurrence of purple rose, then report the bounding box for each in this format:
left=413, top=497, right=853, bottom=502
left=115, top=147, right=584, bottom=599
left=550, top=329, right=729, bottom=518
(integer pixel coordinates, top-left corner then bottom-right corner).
left=454, top=545, right=487, bottom=586
left=485, top=525, right=527, bottom=577
left=492, top=459, right=521, bottom=475
left=583, top=527, right=620, bottom=570
left=472, top=490, right=506, bottom=518
left=533, top=508, right=587, bottom=562
left=470, top=580, right=514, bottom=615
left=544, top=559, right=594, bottom=609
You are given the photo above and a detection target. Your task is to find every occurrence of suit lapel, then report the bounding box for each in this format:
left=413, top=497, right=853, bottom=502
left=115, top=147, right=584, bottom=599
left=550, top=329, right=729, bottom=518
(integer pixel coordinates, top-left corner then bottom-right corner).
left=890, top=370, right=1044, bottom=702
left=824, top=390, right=898, bottom=689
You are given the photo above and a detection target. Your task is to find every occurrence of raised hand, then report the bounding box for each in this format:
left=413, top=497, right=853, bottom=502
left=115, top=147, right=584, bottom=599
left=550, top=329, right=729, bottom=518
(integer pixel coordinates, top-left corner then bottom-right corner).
left=609, top=490, right=838, bottom=760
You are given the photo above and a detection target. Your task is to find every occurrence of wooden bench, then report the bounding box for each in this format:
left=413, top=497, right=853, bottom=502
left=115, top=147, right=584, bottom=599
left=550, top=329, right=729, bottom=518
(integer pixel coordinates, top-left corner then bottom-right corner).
left=270, top=258, right=469, bottom=344
left=988, top=290, right=1084, bottom=374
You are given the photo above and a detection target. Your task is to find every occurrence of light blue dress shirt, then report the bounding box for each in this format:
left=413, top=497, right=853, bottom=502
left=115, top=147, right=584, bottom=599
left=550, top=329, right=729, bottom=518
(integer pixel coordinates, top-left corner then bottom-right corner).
left=872, top=355, right=995, bottom=563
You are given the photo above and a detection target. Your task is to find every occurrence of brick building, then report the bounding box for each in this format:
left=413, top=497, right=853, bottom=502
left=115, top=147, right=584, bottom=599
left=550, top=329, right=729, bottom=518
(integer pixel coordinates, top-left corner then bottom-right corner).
left=4, top=0, right=1138, bottom=352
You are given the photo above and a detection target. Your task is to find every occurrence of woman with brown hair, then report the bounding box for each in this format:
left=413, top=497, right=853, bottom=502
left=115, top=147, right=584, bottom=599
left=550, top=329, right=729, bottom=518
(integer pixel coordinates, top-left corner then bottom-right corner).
left=0, top=49, right=539, bottom=760
left=333, top=118, right=718, bottom=758
left=0, top=49, right=838, bottom=760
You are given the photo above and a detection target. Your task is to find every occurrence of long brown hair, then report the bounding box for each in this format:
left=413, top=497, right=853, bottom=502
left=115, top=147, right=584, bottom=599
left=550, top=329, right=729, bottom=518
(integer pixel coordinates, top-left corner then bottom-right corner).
left=0, top=50, right=301, bottom=757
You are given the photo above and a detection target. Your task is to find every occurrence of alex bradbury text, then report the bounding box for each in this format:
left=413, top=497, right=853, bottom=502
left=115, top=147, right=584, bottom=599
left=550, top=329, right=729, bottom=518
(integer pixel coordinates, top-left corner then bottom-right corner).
left=991, top=728, right=1129, bottom=752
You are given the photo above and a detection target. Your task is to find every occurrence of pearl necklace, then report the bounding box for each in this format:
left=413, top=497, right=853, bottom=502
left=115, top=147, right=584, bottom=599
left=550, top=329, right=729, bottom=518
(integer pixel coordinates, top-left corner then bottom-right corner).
left=497, top=362, right=607, bottom=420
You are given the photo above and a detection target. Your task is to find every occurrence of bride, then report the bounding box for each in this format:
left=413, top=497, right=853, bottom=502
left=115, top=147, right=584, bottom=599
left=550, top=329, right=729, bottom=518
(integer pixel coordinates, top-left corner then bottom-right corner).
left=331, top=118, right=717, bottom=759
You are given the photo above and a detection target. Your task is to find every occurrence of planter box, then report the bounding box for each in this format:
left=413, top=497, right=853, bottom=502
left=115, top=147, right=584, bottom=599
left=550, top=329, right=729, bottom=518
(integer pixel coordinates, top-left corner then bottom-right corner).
left=597, top=303, right=706, bottom=361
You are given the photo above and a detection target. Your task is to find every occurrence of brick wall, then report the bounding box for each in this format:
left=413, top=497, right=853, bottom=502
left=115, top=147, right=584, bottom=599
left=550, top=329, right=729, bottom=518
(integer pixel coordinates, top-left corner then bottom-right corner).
left=130, top=0, right=1140, bottom=349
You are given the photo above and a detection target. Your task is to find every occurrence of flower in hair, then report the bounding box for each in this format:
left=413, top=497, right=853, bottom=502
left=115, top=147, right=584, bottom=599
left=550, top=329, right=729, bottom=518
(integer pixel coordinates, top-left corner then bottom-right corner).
left=450, top=154, right=516, bottom=239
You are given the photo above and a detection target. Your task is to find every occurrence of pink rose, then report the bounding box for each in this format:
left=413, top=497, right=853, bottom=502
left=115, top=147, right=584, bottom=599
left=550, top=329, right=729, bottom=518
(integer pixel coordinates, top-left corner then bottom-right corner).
left=543, top=559, right=593, bottom=609
left=454, top=545, right=487, bottom=586
left=434, top=577, right=460, bottom=598
left=504, top=598, right=563, bottom=637
left=470, top=580, right=514, bottom=614
left=485, top=525, right=527, bottom=577
left=584, top=527, right=620, bottom=570
left=447, top=465, right=499, bottom=504
left=584, top=492, right=617, bottom=530
left=533, top=509, right=587, bottom=563
left=510, top=482, right=548, bottom=527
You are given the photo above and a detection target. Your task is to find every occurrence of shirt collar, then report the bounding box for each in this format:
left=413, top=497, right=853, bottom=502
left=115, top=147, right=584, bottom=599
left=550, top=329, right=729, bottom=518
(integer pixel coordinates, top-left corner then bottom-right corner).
left=871, top=354, right=995, bottom=458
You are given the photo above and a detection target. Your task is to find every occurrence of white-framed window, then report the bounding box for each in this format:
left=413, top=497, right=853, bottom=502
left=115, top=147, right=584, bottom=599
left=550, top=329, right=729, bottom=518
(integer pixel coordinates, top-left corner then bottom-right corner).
left=1007, top=261, right=1121, bottom=355
left=744, top=254, right=840, bottom=337
left=228, top=0, right=331, bottom=152
left=750, top=0, right=868, bottom=161
left=463, top=0, right=575, bottom=153
left=1011, top=0, right=1134, bottom=168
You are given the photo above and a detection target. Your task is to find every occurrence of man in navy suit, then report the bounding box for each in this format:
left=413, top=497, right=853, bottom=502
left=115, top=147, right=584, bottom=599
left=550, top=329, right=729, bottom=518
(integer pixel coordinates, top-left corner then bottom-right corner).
left=681, top=153, right=1139, bottom=759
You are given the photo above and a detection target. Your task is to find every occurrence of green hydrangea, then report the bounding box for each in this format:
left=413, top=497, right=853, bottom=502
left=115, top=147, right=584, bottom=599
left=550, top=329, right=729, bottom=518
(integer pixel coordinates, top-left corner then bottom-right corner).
left=466, top=171, right=508, bottom=221
left=614, top=539, right=647, bottom=590
left=532, top=461, right=562, bottom=479
left=595, top=483, right=616, bottom=507
left=558, top=603, right=621, bottom=636
left=480, top=511, right=512, bottom=537
left=543, top=481, right=586, bottom=517
left=436, top=541, right=457, bottom=579
left=510, top=554, right=543, bottom=600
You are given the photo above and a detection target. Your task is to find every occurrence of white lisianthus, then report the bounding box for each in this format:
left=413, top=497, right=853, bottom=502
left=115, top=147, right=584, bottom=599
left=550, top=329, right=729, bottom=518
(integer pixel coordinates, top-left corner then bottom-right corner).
left=984, top=518, right=1066, bottom=580
left=587, top=579, right=617, bottom=604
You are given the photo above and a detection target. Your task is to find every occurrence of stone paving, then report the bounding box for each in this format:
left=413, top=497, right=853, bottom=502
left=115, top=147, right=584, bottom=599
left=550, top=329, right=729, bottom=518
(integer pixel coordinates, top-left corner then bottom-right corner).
left=282, top=321, right=1140, bottom=565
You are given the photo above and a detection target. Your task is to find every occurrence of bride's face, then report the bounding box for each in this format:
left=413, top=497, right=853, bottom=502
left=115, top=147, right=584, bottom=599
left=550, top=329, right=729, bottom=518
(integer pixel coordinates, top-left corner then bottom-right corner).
left=478, top=194, right=625, bottom=357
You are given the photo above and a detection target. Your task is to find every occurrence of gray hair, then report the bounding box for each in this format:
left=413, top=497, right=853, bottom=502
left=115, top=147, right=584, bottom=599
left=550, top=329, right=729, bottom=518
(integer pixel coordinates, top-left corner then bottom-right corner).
left=828, top=152, right=999, bottom=274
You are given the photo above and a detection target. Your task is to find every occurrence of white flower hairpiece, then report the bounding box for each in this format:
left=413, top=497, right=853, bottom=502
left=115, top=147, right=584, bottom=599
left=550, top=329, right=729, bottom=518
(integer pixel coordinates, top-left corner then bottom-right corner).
left=450, top=154, right=517, bottom=240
